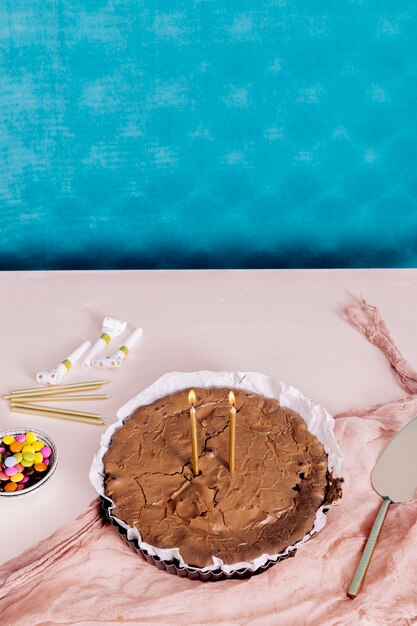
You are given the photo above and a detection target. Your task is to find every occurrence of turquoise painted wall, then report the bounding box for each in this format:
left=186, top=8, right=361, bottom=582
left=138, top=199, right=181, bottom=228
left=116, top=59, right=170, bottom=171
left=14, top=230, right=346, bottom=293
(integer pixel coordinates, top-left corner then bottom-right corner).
left=1, top=1, right=416, bottom=269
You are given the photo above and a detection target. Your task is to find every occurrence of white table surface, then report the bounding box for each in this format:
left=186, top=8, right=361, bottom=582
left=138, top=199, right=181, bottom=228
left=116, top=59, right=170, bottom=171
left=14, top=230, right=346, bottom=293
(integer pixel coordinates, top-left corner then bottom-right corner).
left=1, top=269, right=415, bottom=565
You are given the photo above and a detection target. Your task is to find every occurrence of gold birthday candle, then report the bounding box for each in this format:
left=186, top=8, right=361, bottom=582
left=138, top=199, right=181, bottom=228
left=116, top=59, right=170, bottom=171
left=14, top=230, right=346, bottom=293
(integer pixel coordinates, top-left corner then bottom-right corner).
left=229, top=391, right=237, bottom=473
left=188, top=389, right=199, bottom=476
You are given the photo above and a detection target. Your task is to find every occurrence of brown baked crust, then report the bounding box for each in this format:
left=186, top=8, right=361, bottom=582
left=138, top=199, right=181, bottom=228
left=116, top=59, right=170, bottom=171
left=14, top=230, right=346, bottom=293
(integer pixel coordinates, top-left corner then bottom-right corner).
left=103, top=388, right=330, bottom=568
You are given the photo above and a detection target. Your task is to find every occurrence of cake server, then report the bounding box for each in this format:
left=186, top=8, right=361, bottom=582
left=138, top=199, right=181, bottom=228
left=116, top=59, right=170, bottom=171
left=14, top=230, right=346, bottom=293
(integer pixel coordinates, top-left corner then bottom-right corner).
left=347, top=415, right=417, bottom=598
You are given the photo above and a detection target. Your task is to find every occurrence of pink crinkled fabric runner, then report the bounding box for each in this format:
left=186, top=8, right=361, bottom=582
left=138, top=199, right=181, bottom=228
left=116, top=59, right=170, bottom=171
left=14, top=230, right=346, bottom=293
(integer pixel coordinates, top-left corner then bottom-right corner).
left=344, top=296, right=417, bottom=394
left=1, top=298, right=416, bottom=626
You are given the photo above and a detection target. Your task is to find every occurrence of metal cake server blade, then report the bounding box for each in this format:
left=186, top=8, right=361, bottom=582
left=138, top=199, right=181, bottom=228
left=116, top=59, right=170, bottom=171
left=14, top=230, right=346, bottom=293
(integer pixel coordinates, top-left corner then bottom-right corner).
left=347, top=415, right=417, bottom=598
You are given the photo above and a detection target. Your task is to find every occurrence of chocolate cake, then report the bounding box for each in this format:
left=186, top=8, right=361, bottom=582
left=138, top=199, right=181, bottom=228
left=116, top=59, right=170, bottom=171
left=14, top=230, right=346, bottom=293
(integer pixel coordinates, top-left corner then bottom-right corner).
left=103, top=387, right=340, bottom=569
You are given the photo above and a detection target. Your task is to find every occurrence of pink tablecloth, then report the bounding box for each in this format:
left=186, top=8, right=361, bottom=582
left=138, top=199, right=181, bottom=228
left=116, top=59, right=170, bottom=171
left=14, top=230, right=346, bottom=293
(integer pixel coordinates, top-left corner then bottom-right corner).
left=1, top=298, right=416, bottom=625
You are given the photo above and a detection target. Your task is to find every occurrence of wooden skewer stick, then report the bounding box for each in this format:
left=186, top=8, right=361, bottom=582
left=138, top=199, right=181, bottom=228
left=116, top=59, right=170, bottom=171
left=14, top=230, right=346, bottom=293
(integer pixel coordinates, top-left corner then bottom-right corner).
left=11, top=406, right=105, bottom=426
left=10, top=402, right=102, bottom=420
left=4, top=380, right=109, bottom=400
left=9, top=394, right=111, bottom=403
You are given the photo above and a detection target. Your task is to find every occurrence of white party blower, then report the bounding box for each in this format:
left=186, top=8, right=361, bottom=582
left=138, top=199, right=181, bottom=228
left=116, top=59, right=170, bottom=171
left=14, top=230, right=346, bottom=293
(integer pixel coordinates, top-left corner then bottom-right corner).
left=92, top=328, right=143, bottom=369
left=36, top=340, right=91, bottom=385
left=82, top=317, right=127, bottom=367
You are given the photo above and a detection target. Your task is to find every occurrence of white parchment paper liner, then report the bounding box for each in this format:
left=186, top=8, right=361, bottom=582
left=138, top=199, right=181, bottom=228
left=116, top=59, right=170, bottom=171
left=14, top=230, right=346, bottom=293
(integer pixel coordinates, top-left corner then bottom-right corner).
left=90, top=371, right=344, bottom=574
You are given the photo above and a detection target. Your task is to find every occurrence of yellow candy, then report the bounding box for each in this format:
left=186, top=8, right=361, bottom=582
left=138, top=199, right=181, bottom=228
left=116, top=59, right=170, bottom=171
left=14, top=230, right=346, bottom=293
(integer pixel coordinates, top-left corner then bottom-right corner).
left=2, top=435, right=15, bottom=445
left=10, top=472, right=24, bottom=483
left=23, top=452, right=35, bottom=462
left=34, top=452, right=43, bottom=464
left=21, top=459, right=33, bottom=467
left=33, top=441, right=44, bottom=452
left=25, top=432, right=37, bottom=444
left=22, top=445, right=35, bottom=455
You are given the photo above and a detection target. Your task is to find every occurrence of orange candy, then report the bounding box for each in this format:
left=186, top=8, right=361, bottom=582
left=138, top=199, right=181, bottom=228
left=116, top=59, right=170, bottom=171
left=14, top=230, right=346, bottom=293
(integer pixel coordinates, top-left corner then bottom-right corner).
left=34, top=463, right=48, bottom=472
left=4, top=482, right=17, bottom=492
left=10, top=442, right=22, bottom=453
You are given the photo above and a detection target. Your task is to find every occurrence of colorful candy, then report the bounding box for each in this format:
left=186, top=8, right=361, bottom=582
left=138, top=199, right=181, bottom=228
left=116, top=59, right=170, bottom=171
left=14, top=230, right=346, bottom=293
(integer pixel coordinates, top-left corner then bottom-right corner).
left=0, top=431, right=54, bottom=494
left=25, top=432, right=37, bottom=444
left=10, top=472, right=24, bottom=483
left=34, top=463, right=47, bottom=472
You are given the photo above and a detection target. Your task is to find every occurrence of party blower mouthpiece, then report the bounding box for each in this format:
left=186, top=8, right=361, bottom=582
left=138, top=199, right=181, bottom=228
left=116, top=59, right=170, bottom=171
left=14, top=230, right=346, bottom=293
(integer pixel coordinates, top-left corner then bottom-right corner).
left=82, top=317, right=127, bottom=367
left=92, top=328, right=143, bottom=369
left=36, top=340, right=91, bottom=385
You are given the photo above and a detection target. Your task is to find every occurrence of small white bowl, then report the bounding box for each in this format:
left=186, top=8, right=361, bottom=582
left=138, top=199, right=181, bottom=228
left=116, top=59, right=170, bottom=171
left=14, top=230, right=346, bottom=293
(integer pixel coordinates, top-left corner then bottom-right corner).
left=0, top=428, right=58, bottom=497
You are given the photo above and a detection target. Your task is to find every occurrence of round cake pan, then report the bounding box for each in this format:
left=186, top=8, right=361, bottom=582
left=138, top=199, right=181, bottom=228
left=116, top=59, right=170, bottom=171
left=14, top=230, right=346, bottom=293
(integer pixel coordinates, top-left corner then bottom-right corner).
left=0, top=427, right=58, bottom=498
left=100, top=497, right=327, bottom=581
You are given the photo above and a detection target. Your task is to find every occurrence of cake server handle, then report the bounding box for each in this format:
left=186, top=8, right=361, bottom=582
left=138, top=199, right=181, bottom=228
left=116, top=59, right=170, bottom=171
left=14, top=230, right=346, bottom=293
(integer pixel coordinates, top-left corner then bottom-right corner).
left=347, top=497, right=391, bottom=599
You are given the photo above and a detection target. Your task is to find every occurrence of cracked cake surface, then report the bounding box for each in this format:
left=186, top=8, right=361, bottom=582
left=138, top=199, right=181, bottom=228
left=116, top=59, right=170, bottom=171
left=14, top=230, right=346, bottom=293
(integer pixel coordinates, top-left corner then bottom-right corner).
left=103, top=387, right=334, bottom=568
